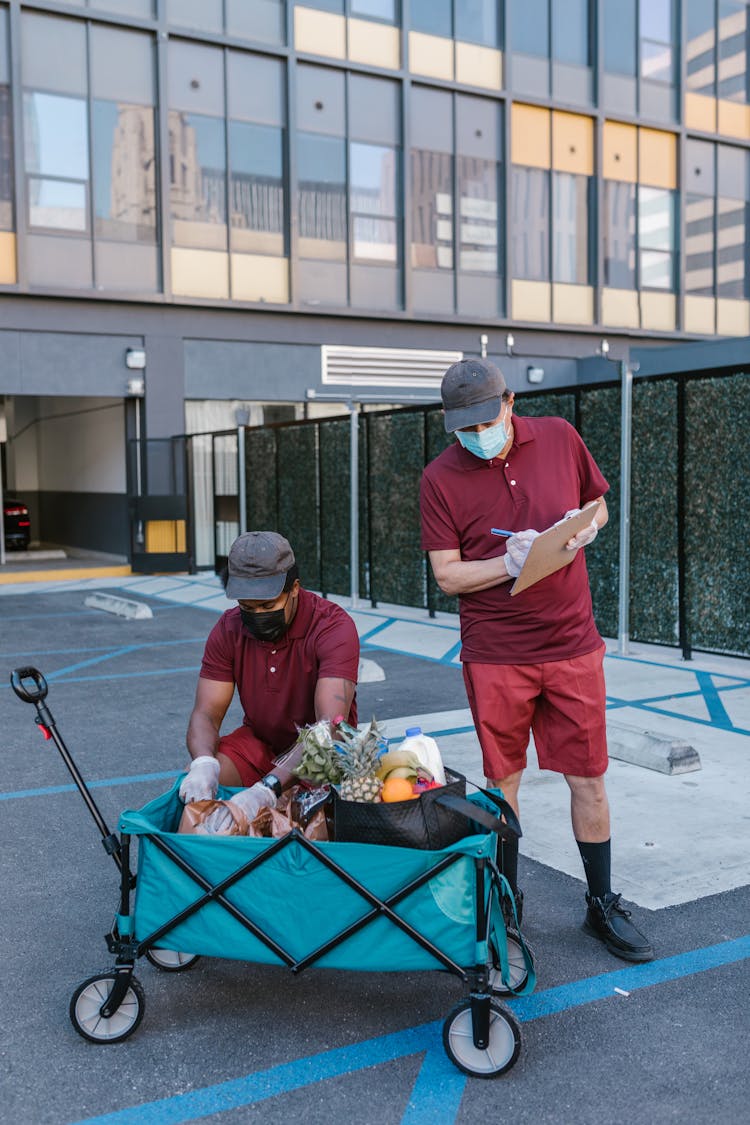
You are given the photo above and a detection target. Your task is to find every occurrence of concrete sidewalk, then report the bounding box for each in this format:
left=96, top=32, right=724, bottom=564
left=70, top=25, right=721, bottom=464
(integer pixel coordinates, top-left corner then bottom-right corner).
left=2, top=568, right=748, bottom=911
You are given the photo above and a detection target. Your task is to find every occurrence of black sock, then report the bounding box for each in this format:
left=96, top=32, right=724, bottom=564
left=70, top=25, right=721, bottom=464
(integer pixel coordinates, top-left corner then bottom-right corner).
left=576, top=839, right=611, bottom=900
left=500, top=835, right=519, bottom=894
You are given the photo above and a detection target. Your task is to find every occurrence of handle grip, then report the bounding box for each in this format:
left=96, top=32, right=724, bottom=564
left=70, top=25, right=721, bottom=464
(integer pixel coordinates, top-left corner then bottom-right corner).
left=10, top=667, right=49, bottom=704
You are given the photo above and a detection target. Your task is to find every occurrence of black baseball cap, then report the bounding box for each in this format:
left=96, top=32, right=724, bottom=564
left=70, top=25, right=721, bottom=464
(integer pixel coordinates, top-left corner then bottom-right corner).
left=441, top=358, right=508, bottom=433
left=225, top=531, right=296, bottom=600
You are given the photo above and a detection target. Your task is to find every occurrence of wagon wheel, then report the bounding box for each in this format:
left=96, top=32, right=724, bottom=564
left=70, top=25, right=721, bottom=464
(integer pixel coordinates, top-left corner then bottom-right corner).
left=69, top=971, right=145, bottom=1043
left=488, top=930, right=533, bottom=996
left=145, top=949, right=201, bottom=972
left=442, top=998, right=521, bottom=1078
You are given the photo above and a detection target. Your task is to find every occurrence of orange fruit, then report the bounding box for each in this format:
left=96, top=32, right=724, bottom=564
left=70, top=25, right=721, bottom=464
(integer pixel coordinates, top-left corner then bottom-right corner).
left=381, top=776, right=416, bottom=803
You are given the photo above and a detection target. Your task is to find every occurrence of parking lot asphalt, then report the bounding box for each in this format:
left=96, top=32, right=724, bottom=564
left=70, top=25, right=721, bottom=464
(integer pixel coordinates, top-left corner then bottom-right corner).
left=1, top=578, right=748, bottom=1125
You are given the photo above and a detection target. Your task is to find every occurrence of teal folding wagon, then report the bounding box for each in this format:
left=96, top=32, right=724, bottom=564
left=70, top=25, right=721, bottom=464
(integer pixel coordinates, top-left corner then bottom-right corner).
left=13, top=666, right=535, bottom=1079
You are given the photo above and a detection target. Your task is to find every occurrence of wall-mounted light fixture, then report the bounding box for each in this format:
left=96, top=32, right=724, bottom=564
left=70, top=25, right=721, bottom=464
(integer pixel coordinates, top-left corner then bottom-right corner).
left=526, top=366, right=544, bottom=385
left=505, top=333, right=515, bottom=356
left=125, top=347, right=146, bottom=370
left=479, top=333, right=488, bottom=359
left=126, top=376, right=145, bottom=397
left=598, top=338, right=610, bottom=357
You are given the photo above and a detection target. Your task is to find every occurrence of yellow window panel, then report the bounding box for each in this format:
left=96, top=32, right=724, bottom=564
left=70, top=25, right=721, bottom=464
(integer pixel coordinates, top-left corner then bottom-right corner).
left=294, top=6, right=346, bottom=58
left=171, top=248, right=229, bottom=299
left=553, top=283, right=594, bottom=324
left=408, top=31, right=454, bottom=80
left=511, top=104, right=551, bottom=168
left=685, top=92, right=717, bottom=133
left=348, top=18, right=400, bottom=69
left=640, top=290, right=676, bottom=331
left=601, top=287, right=639, bottom=327
left=638, top=128, right=677, bottom=189
left=603, top=121, right=637, bottom=182
left=455, top=41, right=502, bottom=90
left=717, top=99, right=750, bottom=140
left=511, top=279, right=551, bottom=322
left=552, top=112, right=594, bottom=176
left=717, top=298, right=750, bottom=336
left=684, top=295, right=716, bottom=335
left=145, top=521, right=186, bottom=554
left=0, top=232, right=16, bottom=285
left=231, top=254, right=289, bottom=304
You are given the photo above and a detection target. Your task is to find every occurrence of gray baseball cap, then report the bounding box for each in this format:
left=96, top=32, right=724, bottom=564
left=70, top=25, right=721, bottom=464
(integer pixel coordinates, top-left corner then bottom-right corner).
left=441, top=358, right=508, bottom=433
left=225, top=531, right=296, bottom=600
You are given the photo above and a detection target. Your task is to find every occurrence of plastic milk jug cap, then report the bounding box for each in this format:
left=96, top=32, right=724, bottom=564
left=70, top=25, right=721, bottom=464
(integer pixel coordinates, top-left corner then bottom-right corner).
left=405, top=727, right=422, bottom=737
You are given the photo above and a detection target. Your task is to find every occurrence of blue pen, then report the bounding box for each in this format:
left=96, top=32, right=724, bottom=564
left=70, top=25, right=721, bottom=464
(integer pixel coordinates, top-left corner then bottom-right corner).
left=491, top=528, right=516, bottom=537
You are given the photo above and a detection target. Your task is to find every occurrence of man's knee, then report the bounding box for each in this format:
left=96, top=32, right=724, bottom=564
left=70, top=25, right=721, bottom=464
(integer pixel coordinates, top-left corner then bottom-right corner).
left=565, top=772, right=609, bottom=809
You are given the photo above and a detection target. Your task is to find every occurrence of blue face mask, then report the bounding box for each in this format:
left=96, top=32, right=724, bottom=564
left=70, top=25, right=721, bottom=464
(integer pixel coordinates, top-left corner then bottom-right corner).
left=455, top=416, right=511, bottom=460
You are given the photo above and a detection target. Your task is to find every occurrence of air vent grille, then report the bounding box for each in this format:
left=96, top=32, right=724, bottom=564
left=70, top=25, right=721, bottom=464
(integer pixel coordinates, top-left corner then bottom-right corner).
left=321, top=345, right=463, bottom=388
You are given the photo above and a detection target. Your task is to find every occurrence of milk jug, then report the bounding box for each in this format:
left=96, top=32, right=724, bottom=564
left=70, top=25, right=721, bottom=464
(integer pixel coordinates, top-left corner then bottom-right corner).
left=400, top=726, right=446, bottom=785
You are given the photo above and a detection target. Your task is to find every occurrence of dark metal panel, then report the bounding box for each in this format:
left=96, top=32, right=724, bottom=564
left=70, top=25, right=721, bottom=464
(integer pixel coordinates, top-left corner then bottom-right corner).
left=184, top=338, right=321, bottom=399
left=17, top=332, right=144, bottom=396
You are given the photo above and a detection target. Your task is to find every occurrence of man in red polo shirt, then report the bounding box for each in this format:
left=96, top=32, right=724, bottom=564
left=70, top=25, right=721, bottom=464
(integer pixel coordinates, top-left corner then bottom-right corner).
left=180, top=531, right=359, bottom=832
left=420, top=358, right=652, bottom=963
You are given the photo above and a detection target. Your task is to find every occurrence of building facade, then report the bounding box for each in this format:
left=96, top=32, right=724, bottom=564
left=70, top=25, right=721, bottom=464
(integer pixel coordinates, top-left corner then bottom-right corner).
left=0, top=0, right=748, bottom=562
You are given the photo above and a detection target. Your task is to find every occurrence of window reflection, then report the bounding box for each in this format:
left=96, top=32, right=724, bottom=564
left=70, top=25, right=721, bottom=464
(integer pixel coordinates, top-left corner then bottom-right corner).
left=411, top=149, right=453, bottom=269
left=456, top=0, right=499, bottom=47
left=350, top=143, right=398, bottom=263
left=92, top=102, right=156, bottom=242
left=298, top=132, right=347, bottom=261
left=553, top=172, right=590, bottom=284
left=553, top=0, right=590, bottom=66
left=686, top=0, right=716, bottom=96
left=718, top=1, right=750, bottom=103
left=0, top=85, right=12, bottom=231
left=411, top=0, right=452, bottom=37
left=511, top=166, right=549, bottom=281
left=638, top=186, right=675, bottom=290
left=717, top=145, right=749, bottom=299
left=169, top=111, right=227, bottom=250
left=24, top=92, right=89, bottom=232
left=604, top=180, right=636, bottom=289
left=511, top=0, right=549, bottom=57
left=229, top=121, right=285, bottom=256
left=351, top=0, right=398, bottom=22
left=458, top=156, right=498, bottom=273
left=603, top=0, right=636, bottom=75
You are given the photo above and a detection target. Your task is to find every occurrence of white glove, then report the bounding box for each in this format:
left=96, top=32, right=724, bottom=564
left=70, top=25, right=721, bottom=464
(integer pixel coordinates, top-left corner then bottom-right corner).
left=504, top=529, right=540, bottom=578
left=179, top=756, right=220, bottom=803
left=559, top=507, right=598, bottom=550
left=195, top=782, right=277, bottom=835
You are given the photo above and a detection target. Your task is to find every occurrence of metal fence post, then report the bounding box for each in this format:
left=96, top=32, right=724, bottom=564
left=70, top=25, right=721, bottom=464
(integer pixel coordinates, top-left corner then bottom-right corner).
left=617, top=359, right=635, bottom=656
left=237, top=425, right=247, bottom=535
left=349, top=403, right=359, bottom=609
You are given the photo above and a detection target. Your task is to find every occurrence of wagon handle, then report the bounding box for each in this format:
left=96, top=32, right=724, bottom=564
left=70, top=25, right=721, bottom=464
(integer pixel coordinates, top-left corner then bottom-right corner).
left=10, top=665, right=127, bottom=875
left=10, top=666, right=49, bottom=704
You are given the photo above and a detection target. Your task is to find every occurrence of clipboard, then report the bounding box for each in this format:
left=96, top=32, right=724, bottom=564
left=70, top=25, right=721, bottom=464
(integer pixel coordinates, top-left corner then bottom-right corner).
left=510, top=501, right=603, bottom=596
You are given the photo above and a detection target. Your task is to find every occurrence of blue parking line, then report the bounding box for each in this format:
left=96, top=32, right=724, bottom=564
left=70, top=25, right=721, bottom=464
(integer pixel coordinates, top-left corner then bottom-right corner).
left=45, top=646, right=139, bottom=680
left=0, top=637, right=209, bottom=659
left=358, top=618, right=397, bottom=642
left=0, top=771, right=180, bottom=801
left=69, top=935, right=750, bottom=1125
left=2, top=665, right=200, bottom=689
left=695, top=671, right=735, bottom=730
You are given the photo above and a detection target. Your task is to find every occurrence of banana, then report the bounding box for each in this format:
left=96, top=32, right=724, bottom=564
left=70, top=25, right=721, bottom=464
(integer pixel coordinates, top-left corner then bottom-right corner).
left=385, top=765, right=417, bottom=780
left=376, top=749, right=422, bottom=781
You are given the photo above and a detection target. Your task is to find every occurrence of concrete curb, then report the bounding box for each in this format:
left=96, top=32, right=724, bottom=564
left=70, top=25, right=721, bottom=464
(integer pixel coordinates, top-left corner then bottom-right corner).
left=607, top=719, right=701, bottom=774
left=84, top=593, right=153, bottom=619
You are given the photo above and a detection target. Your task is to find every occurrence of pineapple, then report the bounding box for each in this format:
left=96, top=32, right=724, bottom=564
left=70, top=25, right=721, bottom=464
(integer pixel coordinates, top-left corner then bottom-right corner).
left=336, top=718, right=386, bottom=803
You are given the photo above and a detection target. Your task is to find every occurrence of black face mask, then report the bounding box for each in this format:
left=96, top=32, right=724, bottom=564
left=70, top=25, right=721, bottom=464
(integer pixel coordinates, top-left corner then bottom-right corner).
left=240, top=605, right=290, bottom=643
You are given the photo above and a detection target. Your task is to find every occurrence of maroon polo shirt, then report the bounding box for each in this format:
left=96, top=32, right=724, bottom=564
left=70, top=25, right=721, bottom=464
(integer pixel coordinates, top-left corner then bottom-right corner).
left=199, top=587, right=359, bottom=752
left=420, top=414, right=609, bottom=664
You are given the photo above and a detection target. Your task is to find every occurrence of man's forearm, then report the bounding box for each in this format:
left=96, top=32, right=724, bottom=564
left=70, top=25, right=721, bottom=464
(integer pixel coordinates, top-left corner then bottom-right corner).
left=434, top=555, right=513, bottom=597
left=186, top=712, right=221, bottom=760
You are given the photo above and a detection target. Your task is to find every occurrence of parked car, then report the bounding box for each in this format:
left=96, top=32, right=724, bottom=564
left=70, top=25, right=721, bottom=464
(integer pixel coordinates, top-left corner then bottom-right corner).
left=3, top=497, right=31, bottom=550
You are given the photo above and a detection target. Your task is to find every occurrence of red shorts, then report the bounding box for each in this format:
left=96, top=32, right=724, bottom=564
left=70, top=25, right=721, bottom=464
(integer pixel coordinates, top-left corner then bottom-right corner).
left=216, top=725, right=276, bottom=787
left=462, top=644, right=608, bottom=780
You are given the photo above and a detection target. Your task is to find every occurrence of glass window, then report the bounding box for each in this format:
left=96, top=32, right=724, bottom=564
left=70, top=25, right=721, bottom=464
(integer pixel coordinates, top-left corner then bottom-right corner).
left=553, top=0, right=590, bottom=66
left=229, top=121, right=285, bottom=256
left=90, top=26, right=155, bottom=106
left=350, top=143, right=398, bottom=263
left=351, top=0, right=398, bottom=23
left=411, top=149, right=453, bottom=269
left=511, top=0, right=550, bottom=57
left=603, top=0, right=636, bottom=75
left=511, top=166, right=549, bottom=280
left=717, top=144, right=749, bottom=298
left=455, top=0, right=500, bottom=47
left=21, top=12, right=87, bottom=96
left=411, top=0, right=452, bottom=37
left=226, top=0, right=286, bottom=44
left=553, top=171, right=590, bottom=283
left=92, top=101, right=157, bottom=243
left=168, top=41, right=224, bottom=117
left=228, top=53, right=285, bottom=127
left=718, top=2, right=749, bottom=103
left=458, top=156, right=498, bottom=272
left=685, top=192, right=715, bottom=296
left=0, top=10, right=13, bottom=233
left=94, top=1, right=154, bottom=16
left=686, top=0, right=716, bottom=96
left=24, top=92, right=89, bottom=231
left=604, top=180, right=636, bottom=288
left=168, top=112, right=227, bottom=249
left=297, top=132, right=347, bottom=260
left=640, top=0, right=675, bottom=85
left=638, top=186, right=675, bottom=289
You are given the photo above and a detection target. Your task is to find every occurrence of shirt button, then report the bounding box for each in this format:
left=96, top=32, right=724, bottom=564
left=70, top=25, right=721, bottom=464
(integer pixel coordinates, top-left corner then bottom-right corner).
left=270, top=666, right=276, bottom=673
left=271, top=649, right=277, bottom=655
left=510, top=479, right=517, bottom=486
